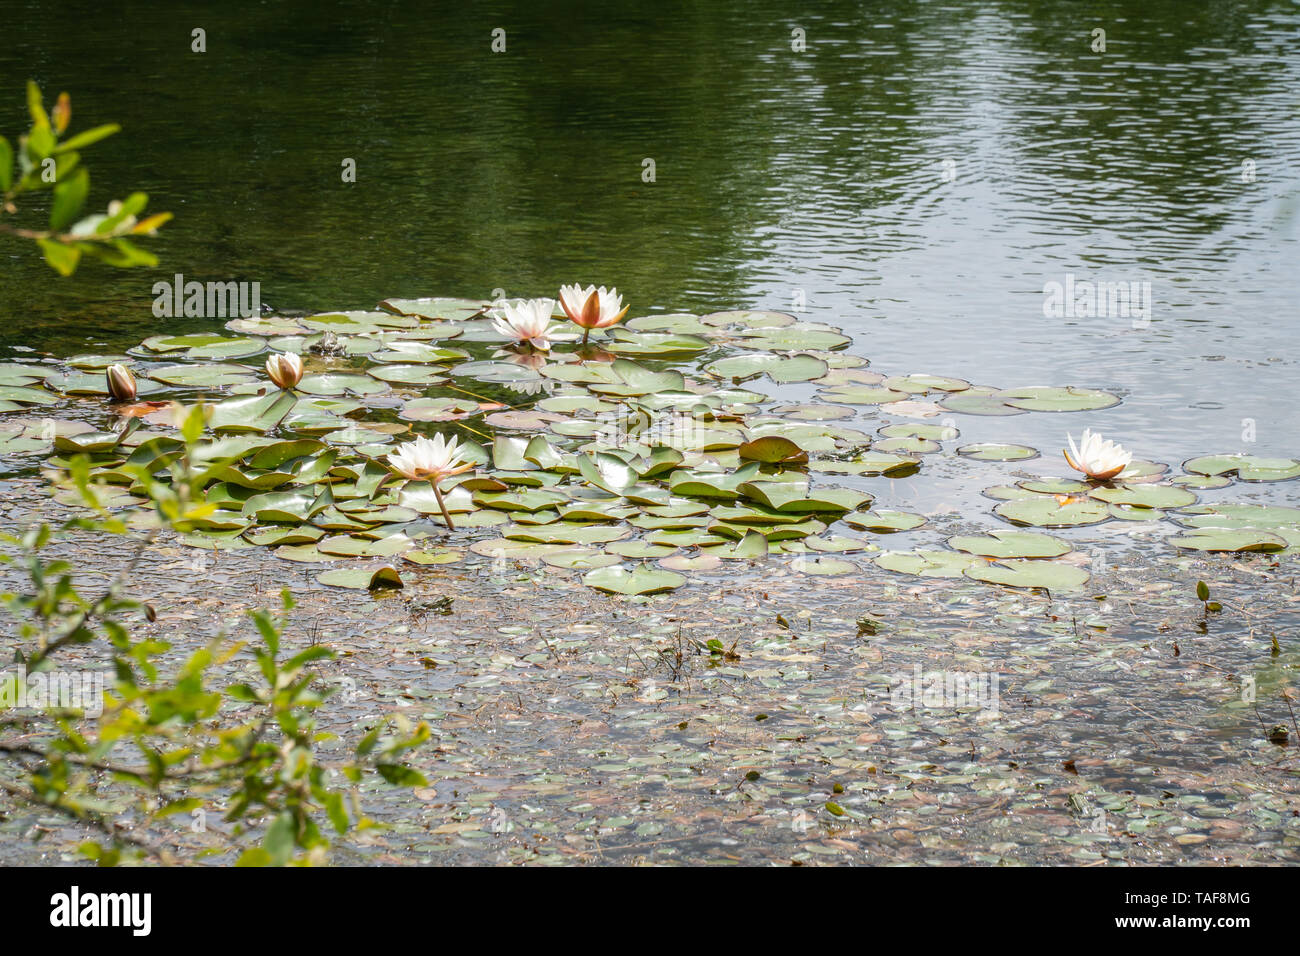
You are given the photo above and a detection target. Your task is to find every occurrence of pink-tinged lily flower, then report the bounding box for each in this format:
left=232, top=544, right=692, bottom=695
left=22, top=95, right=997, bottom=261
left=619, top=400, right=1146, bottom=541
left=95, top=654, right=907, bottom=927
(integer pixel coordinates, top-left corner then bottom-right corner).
left=387, top=433, right=475, bottom=530
left=105, top=364, right=137, bottom=402
left=491, top=298, right=557, bottom=351
left=265, top=351, right=303, bottom=390
left=558, top=284, right=629, bottom=344
left=1064, top=429, right=1132, bottom=480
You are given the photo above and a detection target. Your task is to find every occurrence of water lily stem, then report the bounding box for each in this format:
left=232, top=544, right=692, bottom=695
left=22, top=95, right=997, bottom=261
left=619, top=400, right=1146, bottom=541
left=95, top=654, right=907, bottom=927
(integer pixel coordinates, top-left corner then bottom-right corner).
left=582, top=328, right=591, bottom=346
left=432, top=482, right=455, bottom=531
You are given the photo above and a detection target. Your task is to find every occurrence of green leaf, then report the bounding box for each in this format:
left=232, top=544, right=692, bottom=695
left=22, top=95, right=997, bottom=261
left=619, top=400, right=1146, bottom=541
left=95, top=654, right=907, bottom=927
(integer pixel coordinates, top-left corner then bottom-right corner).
left=325, top=792, right=349, bottom=835
left=377, top=764, right=426, bottom=786
left=49, top=167, right=89, bottom=231
left=0, top=135, right=12, bottom=192
left=53, top=122, right=121, bottom=154
left=262, top=812, right=296, bottom=866
left=37, top=239, right=81, bottom=276
left=26, top=80, right=49, bottom=128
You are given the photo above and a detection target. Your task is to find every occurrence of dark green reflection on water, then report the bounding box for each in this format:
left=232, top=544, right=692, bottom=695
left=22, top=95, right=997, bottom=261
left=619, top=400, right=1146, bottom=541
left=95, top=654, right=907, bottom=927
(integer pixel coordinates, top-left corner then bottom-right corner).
left=1, top=0, right=1297, bottom=455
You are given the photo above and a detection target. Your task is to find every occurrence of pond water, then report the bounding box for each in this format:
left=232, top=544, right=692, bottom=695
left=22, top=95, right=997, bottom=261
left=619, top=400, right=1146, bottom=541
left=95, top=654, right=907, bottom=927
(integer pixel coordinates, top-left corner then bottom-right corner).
left=3, top=0, right=1298, bottom=465
left=2, top=2, right=1300, bottom=866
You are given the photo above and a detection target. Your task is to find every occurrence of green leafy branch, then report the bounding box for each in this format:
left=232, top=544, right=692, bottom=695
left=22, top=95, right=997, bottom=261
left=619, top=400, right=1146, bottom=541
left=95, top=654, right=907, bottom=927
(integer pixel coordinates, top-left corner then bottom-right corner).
left=0, top=81, right=171, bottom=275
left=0, top=405, right=430, bottom=865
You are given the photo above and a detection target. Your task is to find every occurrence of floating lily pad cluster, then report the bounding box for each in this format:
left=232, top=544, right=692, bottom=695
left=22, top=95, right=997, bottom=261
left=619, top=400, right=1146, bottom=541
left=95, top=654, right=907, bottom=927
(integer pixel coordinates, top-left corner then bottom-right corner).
left=1, top=296, right=1296, bottom=596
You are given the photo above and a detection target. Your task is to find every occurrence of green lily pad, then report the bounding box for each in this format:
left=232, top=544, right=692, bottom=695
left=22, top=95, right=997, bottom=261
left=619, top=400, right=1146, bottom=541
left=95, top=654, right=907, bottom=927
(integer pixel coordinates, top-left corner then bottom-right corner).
left=402, top=549, right=464, bottom=565
left=843, top=510, right=926, bottom=533
left=577, top=452, right=640, bottom=494
left=881, top=374, right=971, bottom=394
left=771, top=403, right=855, bottom=422
left=809, top=453, right=921, bottom=478
left=947, top=530, right=1070, bottom=559
left=818, top=384, right=908, bottom=405
left=667, top=463, right=761, bottom=499
left=582, top=564, right=686, bottom=595
left=738, top=480, right=870, bottom=514
left=210, top=391, right=298, bottom=434
left=938, top=391, right=1023, bottom=416
left=879, top=423, right=959, bottom=441
left=379, top=297, right=488, bottom=321
left=297, top=373, right=389, bottom=397
left=735, top=323, right=851, bottom=351
left=701, top=310, right=797, bottom=330
left=1088, top=484, right=1197, bottom=510
left=957, top=442, right=1039, bottom=462
left=875, top=549, right=978, bottom=577
left=147, top=364, right=256, bottom=388
left=607, top=539, right=676, bottom=559
left=872, top=437, right=940, bottom=454
left=542, top=548, right=623, bottom=570
left=317, top=565, right=404, bottom=589
left=790, top=555, right=857, bottom=575
left=366, top=364, right=450, bottom=385
left=1018, top=478, right=1093, bottom=495
left=658, top=554, right=723, bottom=572
left=994, top=497, right=1111, bottom=528
left=1167, top=529, right=1287, bottom=553
left=1183, top=454, right=1300, bottom=482
left=1170, top=474, right=1232, bottom=490
left=737, top=435, right=807, bottom=464
left=1173, top=504, right=1300, bottom=530
left=995, top=386, right=1121, bottom=412
left=965, top=560, right=1090, bottom=591
left=804, top=534, right=870, bottom=553
left=585, top=360, right=685, bottom=397
left=706, top=353, right=829, bottom=384
left=605, top=331, right=712, bottom=358
left=503, top=522, right=630, bottom=545
left=700, top=529, right=769, bottom=559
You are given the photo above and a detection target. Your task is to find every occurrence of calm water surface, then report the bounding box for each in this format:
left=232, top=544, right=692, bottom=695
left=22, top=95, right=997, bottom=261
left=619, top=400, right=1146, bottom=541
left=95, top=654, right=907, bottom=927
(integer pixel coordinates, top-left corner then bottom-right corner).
left=2, top=0, right=1298, bottom=461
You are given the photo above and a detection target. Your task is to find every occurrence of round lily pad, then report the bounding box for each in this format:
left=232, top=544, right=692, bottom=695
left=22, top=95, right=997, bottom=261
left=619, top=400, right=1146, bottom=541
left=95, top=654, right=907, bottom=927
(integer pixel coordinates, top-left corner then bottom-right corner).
left=790, top=555, right=856, bottom=575
left=994, top=497, right=1111, bottom=528
left=582, top=564, right=686, bottom=595
left=881, top=374, right=971, bottom=394
left=995, top=386, right=1121, bottom=413
left=875, top=549, right=978, bottom=577
left=1088, top=484, right=1197, bottom=510
left=939, top=391, right=1024, bottom=416
left=1167, top=529, right=1287, bottom=553
left=947, top=530, right=1070, bottom=559
left=1183, top=454, right=1300, bottom=482
left=658, top=554, right=723, bottom=572
left=957, top=442, right=1039, bottom=462
left=542, top=549, right=622, bottom=570
left=317, top=566, right=404, bottom=589
left=844, top=510, right=926, bottom=533
left=964, top=560, right=1090, bottom=591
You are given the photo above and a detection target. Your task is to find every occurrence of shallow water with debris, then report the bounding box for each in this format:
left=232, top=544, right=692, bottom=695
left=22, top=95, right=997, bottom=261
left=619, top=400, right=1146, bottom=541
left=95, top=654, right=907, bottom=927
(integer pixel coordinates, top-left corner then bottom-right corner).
left=2, top=479, right=1296, bottom=866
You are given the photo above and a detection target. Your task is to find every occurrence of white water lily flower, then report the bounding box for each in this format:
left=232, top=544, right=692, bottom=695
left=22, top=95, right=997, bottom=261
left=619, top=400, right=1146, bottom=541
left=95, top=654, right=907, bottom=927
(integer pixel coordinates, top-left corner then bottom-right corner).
left=265, top=351, right=303, bottom=390
left=105, top=364, right=137, bottom=402
left=558, top=284, right=629, bottom=343
left=387, top=433, right=474, bottom=483
left=387, top=433, right=475, bottom=530
left=491, top=298, right=557, bottom=350
left=1064, top=428, right=1132, bottom=480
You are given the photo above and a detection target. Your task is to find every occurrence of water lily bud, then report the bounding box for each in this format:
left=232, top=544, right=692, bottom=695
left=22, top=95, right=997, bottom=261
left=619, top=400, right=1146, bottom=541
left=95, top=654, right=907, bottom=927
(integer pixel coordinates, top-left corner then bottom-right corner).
left=558, top=284, right=630, bottom=343
left=265, top=351, right=304, bottom=390
left=105, top=363, right=137, bottom=402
